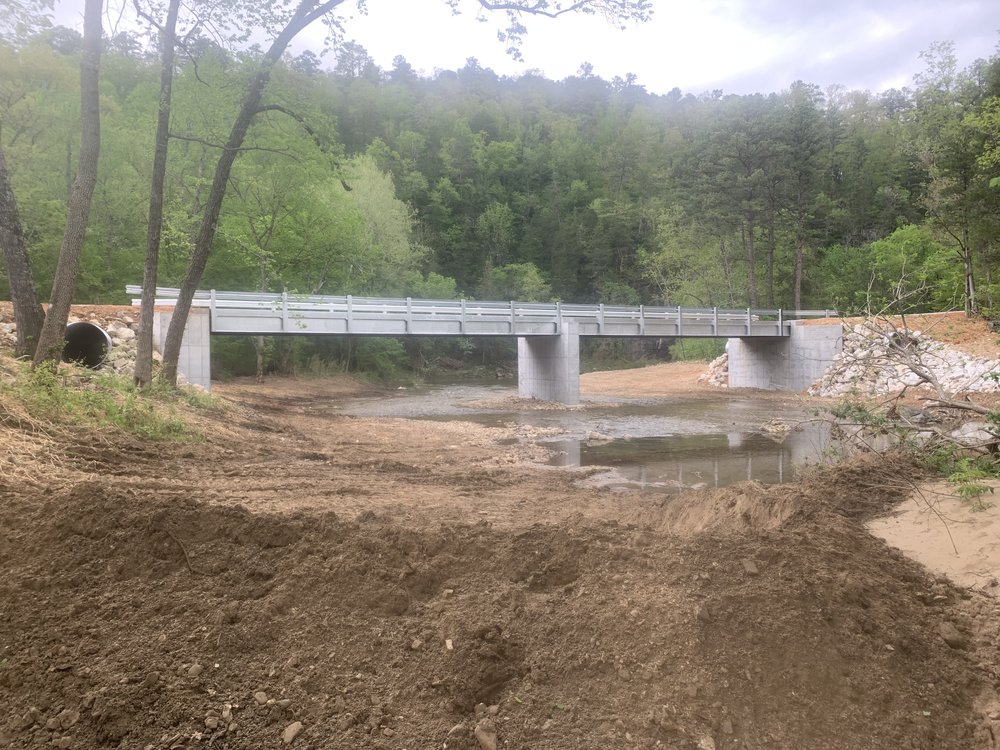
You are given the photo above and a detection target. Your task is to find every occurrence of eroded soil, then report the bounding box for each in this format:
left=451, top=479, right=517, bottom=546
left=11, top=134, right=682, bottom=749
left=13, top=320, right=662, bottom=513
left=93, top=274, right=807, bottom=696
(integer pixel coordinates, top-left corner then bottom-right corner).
left=2, top=371, right=1000, bottom=749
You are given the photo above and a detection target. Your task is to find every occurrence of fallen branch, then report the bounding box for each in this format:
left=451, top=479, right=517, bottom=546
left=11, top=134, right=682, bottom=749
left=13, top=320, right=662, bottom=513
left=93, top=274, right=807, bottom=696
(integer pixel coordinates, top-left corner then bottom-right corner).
left=160, top=526, right=211, bottom=576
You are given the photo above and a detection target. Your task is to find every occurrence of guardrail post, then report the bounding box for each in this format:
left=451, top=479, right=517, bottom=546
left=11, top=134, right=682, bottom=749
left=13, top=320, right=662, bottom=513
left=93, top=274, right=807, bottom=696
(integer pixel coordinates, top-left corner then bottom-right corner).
left=460, top=298, right=466, bottom=334
left=405, top=296, right=412, bottom=334
left=778, top=308, right=784, bottom=334
left=510, top=300, right=516, bottom=333
left=676, top=305, right=683, bottom=336
left=713, top=307, right=719, bottom=336
left=346, top=295, right=352, bottom=333
left=638, top=304, right=645, bottom=335
left=556, top=301, right=563, bottom=334
left=210, top=289, right=216, bottom=323
left=746, top=307, right=751, bottom=335
left=281, top=292, right=289, bottom=332
left=598, top=303, right=605, bottom=334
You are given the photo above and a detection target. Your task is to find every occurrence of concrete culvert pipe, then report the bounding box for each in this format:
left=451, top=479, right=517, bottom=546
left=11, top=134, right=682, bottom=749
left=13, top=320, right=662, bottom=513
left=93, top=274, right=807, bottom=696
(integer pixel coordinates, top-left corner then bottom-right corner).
left=62, top=322, right=113, bottom=369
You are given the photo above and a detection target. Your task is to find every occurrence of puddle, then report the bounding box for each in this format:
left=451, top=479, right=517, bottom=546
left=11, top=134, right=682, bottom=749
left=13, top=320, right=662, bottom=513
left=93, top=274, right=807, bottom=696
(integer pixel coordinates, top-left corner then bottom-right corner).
left=334, top=381, right=832, bottom=493
left=546, top=431, right=825, bottom=493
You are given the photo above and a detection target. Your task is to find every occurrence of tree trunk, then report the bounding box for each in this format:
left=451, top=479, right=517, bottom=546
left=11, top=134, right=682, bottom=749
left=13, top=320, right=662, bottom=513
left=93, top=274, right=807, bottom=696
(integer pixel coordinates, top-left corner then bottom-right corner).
left=32, top=0, right=102, bottom=366
left=963, top=229, right=976, bottom=317
left=254, top=336, right=265, bottom=381
left=161, top=0, right=346, bottom=386
left=743, top=220, right=758, bottom=308
left=0, top=145, right=44, bottom=357
left=765, top=220, right=775, bottom=307
left=134, top=0, right=181, bottom=388
left=793, top=239, right=804, bottom=312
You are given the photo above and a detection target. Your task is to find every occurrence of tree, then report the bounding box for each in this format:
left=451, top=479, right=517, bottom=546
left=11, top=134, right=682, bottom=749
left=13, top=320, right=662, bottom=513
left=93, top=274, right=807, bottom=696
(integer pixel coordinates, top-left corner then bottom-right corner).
left=157, top=0, right=654, bottom=385
left=912, top=42, right=986, bottom=316
left=694, top=95, right=779, bottom=307
left=463, top=0, right=652, bottom=60
left=31, top=0, right=102, bottom=365
left=0, top=144, right=43, bottom=356
left=0, top=0, right=57, bottom=356
left=160, top=0, right=350, bottom=385
left=779, top=81, right=824, bottom=309
left=479, top=261, right=551, bottom=301
left=0, top=0, right=52, bottom=45
left=133, top=0, right=181, bottom=387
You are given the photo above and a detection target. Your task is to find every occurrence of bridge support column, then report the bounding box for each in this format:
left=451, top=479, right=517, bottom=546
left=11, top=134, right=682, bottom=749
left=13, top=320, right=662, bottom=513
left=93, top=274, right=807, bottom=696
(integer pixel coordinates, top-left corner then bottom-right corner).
left=727, top=321, right=842, bottom=391
left=152, top=308, right=212, bottom=391
left=517, top=324, right=580, bottom=404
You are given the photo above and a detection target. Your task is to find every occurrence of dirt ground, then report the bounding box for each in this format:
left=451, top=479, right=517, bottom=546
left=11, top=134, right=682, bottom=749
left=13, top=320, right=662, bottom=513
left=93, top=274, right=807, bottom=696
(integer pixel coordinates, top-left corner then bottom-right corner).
left=3, top=354, right=1000, bottom=748
left=802, top=310, right=1000, bottom=359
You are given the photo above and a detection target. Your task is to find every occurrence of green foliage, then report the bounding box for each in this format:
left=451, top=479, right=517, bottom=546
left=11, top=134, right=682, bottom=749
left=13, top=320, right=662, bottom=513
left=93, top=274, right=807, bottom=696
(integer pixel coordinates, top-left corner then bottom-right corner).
left=923, top=447, right=999, bottom=511
left=345, top=339, right=409, bottom=380
left=669, top=338, right=725, bottom=362
left=813, top=226, right=964, bottom=313
left=945, top=457, right=995, bottom=510
left=867, top=226, right=963, bottom=310
left=829, top=399, right=888, bottom=428
left=0, top=360, right=209, bottom=439
left=479, top=262, right=552, bottom=301
left=2, top=33, right=1000, bottom=377
left=581, top=338, right=662, bottom=371
left=596, top=280, right=640, bottom=305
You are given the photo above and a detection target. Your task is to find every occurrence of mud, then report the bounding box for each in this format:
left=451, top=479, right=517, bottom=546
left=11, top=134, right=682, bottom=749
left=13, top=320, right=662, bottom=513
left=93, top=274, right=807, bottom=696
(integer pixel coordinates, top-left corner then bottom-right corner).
left=2, top=373, right=1000, bottom=749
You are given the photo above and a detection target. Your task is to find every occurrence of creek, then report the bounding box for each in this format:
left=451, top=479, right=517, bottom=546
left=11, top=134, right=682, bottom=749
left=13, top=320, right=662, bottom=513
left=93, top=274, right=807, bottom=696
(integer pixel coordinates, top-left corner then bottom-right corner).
left=334, top=381, right=832, bottom=494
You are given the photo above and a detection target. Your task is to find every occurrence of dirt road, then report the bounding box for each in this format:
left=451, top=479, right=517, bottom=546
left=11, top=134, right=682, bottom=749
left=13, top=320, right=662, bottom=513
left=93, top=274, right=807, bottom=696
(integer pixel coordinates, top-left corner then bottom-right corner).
left=2, top=365, right=999, bottom=749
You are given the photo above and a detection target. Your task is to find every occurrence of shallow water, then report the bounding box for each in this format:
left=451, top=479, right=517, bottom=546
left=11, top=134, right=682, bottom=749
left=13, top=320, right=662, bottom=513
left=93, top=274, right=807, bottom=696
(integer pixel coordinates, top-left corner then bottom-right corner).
left=334, top=381, right=831, bottom=493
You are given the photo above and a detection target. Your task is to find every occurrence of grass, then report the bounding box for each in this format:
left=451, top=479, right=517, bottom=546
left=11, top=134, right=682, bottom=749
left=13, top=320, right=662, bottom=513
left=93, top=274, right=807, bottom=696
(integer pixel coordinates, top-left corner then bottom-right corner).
left=0, top=358, right=219, bottom=441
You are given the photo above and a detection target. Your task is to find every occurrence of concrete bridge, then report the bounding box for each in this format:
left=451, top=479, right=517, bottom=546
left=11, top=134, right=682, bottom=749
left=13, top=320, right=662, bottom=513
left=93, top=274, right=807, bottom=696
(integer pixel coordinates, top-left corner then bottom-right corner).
left=128, top=287, right=842, bottom=403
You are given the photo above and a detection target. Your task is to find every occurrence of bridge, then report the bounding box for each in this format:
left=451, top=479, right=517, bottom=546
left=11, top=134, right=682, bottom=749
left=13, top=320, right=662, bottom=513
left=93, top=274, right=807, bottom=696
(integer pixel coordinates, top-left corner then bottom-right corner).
left=129, top=287, right=843, bottom=403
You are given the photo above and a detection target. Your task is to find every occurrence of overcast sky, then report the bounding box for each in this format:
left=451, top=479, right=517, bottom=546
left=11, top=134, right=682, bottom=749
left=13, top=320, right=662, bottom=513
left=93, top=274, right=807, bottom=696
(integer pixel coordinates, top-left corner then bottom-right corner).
left=55, top=0, right=999, bottom=96
left=301, top=0, right=1000, bottom=96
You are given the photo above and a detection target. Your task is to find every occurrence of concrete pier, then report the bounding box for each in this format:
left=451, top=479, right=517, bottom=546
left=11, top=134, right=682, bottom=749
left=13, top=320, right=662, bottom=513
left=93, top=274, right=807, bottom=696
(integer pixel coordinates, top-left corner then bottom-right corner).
left=517, top=324, right=581, bottom=404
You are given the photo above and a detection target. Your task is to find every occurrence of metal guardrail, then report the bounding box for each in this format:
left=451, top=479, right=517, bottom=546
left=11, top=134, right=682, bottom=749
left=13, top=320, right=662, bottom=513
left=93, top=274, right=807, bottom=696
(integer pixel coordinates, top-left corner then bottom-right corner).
left=127, top=286, right=836, bottom=338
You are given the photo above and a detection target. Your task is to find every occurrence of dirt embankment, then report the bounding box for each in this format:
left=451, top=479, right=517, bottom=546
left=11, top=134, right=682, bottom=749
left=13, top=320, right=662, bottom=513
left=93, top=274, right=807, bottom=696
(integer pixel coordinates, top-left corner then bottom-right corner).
left=2, top=368, right=1000, bottom=750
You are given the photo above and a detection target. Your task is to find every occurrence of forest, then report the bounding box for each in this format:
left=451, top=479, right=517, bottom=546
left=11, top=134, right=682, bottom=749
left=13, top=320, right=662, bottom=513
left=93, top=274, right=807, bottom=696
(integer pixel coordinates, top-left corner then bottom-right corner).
left=1, top=10, right=999, bottom=375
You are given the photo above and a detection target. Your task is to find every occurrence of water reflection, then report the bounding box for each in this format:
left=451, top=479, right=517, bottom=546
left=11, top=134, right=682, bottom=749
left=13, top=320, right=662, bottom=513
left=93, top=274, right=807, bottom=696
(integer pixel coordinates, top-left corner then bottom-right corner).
left=545, top=428, right=828, bottom=493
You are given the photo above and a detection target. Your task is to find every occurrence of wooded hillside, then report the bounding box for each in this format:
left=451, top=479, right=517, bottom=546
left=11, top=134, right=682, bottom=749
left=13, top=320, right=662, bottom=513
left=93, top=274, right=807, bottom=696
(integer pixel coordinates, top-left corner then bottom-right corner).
left=2, top=30, right=998, bottom=315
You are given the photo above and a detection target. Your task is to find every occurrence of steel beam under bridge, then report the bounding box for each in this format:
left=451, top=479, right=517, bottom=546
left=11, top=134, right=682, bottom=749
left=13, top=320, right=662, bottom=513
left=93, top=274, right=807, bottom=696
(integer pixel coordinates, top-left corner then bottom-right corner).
left=128, top=287, right=837, bottom=403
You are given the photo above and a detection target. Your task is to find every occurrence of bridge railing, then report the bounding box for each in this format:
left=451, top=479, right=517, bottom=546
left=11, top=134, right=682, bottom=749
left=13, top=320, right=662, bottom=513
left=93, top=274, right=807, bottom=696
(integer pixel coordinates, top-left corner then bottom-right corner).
left=126, top=286, right=836, bottom=337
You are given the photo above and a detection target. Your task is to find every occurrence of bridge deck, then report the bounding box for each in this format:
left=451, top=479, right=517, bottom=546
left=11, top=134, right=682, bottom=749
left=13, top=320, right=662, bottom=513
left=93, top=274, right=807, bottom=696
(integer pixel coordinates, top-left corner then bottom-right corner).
left=128, top=287, right=834, bottom=339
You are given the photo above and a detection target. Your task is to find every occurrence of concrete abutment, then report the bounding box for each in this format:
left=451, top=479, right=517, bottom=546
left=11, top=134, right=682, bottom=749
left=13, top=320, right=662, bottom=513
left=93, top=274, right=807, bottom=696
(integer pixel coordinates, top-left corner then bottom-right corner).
left=152, top=308, right=212, bottom=391
left=727, top=321, right=843, bottom=391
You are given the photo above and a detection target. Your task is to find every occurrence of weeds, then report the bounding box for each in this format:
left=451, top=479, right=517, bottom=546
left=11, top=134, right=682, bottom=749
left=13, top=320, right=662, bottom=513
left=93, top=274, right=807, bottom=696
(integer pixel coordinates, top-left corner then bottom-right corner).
left=923, top=448, right=998, bottom=511
left=0, top=359, right=216, bottom=440
left=828, top=394, right=1000, bottom=512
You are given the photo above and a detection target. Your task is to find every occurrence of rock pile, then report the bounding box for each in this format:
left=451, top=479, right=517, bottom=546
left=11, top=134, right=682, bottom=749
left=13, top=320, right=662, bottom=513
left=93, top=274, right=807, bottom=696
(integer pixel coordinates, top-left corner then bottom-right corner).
left=808, top=323, right=1000, bottom=398
left=698, top=353, right=729, bottom=387
left=696, top=322, right=1000, bottom=398
left=0, top=307, right=157, bottom=378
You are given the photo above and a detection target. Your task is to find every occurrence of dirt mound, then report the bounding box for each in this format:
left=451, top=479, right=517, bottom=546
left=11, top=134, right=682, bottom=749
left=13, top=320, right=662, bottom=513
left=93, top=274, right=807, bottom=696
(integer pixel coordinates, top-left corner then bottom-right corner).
left=2, top=382, right=997, bottom=750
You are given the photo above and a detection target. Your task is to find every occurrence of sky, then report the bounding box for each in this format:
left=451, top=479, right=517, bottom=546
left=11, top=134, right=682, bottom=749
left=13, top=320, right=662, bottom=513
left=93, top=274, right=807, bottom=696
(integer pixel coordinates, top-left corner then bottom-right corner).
left=55, top=0, right=1000, bottom=96
left=299, top=0, right=1000, bottom=96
